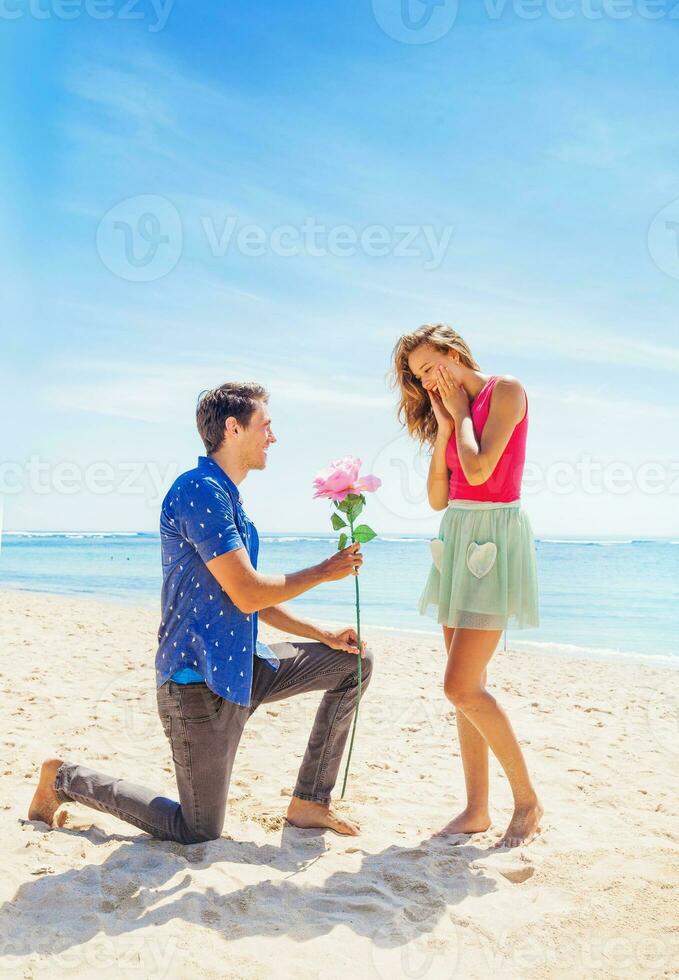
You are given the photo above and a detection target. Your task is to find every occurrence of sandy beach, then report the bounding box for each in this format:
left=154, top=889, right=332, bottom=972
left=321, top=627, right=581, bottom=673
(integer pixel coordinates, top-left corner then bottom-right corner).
left=1, top=588, right=677, bottom=979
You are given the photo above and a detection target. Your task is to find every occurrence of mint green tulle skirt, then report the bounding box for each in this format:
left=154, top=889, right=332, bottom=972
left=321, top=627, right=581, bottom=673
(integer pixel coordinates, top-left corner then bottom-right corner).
left=417, top=500, right=540, bottom=631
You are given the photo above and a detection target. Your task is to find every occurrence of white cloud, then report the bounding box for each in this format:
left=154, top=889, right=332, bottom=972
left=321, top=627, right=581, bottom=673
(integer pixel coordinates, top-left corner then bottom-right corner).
left=548, top=389, right=679, bottom=421
left=44, top=357, right=390, bottom=424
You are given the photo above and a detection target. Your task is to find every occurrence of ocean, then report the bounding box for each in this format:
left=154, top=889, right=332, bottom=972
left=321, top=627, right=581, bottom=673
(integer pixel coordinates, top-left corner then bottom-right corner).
left=1, top=532, right=677, bottom=666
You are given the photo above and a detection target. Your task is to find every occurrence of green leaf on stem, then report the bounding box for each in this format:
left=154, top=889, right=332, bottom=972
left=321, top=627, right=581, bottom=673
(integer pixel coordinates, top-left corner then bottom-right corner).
left=331, top=513, right=347, bottom=530
left=353, top=524, right=377, bottom=543
left=337, top=532, right=348, bottom=550
left=337, top=494, right=360, bottom=514
left=343, top=495, right=365, bottom=523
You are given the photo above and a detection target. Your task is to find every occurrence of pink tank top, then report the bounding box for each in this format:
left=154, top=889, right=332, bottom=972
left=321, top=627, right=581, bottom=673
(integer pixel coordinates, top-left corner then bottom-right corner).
left=446, top=376, right=528, bottom=502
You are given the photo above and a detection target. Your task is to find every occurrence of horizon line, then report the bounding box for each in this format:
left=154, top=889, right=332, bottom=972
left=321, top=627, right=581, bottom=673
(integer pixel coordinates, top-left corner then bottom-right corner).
left=3, top=530, right=678, bottom=542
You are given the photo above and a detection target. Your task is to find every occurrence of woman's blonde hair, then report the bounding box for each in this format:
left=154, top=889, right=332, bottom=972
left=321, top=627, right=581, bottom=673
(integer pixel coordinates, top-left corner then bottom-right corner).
left=389, top=323, right=480, bottom=448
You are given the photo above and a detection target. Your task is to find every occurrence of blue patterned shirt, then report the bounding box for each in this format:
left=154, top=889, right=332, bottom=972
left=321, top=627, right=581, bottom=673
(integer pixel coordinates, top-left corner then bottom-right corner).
left=155, top=455, right=279, bottom=706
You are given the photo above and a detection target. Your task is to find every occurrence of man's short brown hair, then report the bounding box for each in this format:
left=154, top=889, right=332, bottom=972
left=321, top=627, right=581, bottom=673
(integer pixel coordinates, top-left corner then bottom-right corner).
left=196, top=382, right=269, bottom=454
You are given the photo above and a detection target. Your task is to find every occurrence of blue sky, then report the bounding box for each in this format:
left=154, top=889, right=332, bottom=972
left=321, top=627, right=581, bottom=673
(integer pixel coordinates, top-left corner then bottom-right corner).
left=2, top=1, right=679, bottom=537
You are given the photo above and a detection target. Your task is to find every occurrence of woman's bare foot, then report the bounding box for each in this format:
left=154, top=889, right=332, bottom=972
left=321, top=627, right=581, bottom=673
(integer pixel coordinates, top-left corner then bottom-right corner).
left=494, top=799, right=543, bottom=849
left=28, top=758, right=67, bottom=828
left=434, top=808, right=491, bottom=837
left=286, top=797, right=360, bottom=836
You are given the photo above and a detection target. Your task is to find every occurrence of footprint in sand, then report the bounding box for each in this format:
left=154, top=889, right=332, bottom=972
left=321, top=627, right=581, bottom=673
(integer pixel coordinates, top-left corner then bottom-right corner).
left=497, top=864, right=535, bottom=884
left=252, top=813, right=287, bottom=832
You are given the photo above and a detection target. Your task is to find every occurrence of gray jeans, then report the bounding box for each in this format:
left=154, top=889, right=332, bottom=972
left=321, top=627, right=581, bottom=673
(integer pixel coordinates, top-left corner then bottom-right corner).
left=53, top=641, right=373, bottom=844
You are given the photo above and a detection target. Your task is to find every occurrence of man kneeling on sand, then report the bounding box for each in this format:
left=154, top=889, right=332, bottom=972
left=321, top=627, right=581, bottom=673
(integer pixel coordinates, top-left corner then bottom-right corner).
left=30, top=382, right=373, bottom=842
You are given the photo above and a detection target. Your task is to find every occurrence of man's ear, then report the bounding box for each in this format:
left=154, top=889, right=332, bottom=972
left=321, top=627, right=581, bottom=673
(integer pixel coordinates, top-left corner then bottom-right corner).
left=224, top=416, right=238, bottom=438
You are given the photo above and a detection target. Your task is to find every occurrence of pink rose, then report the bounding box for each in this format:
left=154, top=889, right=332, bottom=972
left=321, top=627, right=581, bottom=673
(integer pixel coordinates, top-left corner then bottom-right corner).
left=312, top=454, right=380, bottom=798
left=312, top=455, right=382, bottom=502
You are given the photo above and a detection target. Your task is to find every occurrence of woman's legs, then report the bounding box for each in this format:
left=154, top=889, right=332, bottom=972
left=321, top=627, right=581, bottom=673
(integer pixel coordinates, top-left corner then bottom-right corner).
left=443, top=627, right=542, bottom=848
left=435, top=626, right=491, bottom=836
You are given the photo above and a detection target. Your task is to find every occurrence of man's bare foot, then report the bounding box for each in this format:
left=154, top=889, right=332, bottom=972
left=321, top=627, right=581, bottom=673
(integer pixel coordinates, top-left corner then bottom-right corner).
left=434, top=808, right=491, bottom=837
left=494, top=799, right=543, bottom=849
left=28, top=758, right=67, bottom=829
left=286, top=797, right=360, bottom=836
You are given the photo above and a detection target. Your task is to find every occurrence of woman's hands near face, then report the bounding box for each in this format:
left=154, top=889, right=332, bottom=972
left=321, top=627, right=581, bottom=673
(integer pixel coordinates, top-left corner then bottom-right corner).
left=423, top=378, right=454, bottom=438
left=433, top=363, right=470, bottom=421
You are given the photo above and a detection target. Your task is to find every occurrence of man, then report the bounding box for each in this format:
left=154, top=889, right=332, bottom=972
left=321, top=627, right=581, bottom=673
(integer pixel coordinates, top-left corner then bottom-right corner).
left=29, top=382, right=373, bottom=841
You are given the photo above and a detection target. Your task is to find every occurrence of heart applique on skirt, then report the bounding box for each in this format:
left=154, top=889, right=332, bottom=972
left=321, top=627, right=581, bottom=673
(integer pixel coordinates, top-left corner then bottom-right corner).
left=466, top=541, right=497, bottom=579
left=430, top=538, right=444, bottom=571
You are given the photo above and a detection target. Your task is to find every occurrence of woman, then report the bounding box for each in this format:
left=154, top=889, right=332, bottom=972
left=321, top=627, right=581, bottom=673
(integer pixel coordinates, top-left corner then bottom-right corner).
left=391, top=323, right=542, bottom=848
